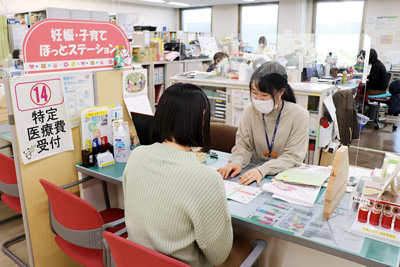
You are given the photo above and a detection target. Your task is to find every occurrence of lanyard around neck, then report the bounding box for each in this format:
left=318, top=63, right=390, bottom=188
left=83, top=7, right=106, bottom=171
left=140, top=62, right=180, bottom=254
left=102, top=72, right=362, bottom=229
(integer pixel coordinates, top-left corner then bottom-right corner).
left=262, top=100, right=284, bottom=158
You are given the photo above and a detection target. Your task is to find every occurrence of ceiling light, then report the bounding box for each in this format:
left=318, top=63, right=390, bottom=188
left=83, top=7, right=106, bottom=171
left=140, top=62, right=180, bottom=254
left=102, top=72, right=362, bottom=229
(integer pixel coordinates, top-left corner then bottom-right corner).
left=140, top=0, right=165, bottom=3
left=243, top=0, right=255, bottom=2
left=167, top=1, right=190, bottom=7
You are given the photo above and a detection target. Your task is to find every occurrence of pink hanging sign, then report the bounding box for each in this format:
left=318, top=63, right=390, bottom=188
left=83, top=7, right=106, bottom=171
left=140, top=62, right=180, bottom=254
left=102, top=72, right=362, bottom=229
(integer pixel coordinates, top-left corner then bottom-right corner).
left=23, top=19, right=131, bottom=75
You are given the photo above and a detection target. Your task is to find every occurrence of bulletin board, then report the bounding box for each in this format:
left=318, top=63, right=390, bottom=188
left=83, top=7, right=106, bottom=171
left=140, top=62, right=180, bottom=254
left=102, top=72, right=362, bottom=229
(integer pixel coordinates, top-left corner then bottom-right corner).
left=364, top=2, right=400, bottom=65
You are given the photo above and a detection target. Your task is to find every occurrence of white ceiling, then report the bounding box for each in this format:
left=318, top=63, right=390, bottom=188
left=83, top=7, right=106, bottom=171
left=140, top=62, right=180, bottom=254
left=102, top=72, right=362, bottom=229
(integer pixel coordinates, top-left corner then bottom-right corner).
left=119, top=0, right=276, bottom=8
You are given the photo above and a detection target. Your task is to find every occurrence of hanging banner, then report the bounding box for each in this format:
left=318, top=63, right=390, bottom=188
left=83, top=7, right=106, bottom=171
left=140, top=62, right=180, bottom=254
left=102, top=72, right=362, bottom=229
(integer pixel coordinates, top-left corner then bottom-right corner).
left=22, top=19, right=131, bottom=75
left=10, top=75, right=74, bottom=164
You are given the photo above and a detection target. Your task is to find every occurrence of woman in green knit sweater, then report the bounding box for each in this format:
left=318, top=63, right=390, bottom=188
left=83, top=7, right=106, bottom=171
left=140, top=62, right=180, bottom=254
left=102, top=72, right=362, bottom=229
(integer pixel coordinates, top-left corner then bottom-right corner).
left=123, top=83, right=251, bottom=267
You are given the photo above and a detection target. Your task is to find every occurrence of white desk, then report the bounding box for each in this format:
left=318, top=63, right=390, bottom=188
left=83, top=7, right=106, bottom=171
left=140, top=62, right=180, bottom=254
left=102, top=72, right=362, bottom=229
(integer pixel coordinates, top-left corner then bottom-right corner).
left=75, top=152, right=400, bottom=267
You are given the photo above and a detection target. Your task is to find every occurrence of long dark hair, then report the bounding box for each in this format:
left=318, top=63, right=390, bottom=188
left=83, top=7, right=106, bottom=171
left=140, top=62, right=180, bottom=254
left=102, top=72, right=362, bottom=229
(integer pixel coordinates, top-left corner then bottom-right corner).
left=250, top=66, right=296, bottom=105
left=369, top=48, right=379, bottom=64
left=150, top=83, right=211, bottom=152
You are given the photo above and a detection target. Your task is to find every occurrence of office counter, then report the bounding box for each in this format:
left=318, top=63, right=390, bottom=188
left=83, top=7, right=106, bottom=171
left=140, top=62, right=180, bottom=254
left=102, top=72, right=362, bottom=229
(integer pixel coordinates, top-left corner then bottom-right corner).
left=76, top=151, right=400, bottom=267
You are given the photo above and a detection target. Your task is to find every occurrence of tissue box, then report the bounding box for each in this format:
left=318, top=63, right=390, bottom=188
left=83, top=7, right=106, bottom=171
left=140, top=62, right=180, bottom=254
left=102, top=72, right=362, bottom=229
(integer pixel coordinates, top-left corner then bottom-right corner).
left=132, top=47, right=150, bottom=63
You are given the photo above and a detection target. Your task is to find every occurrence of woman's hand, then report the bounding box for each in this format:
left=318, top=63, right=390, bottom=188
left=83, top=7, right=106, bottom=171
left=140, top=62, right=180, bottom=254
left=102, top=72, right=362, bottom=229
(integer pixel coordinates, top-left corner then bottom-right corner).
left=217, top=163, right=242, bottom=179
left=239, top=168, right=263, bottom=186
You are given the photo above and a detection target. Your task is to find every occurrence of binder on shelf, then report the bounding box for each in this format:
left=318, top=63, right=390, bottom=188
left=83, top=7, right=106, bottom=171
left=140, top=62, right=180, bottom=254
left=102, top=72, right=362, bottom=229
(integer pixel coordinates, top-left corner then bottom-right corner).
left=309, top=142, right=315, bottom=165
left=309, top=111, right=319, bottom=136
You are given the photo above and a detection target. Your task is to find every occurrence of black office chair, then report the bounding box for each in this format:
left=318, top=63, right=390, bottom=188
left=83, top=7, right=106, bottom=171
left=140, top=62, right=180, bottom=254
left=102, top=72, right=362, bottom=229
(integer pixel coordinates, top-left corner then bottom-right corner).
left=368, top=73, right=397, bottom=130
left=210, top=122, right=238, bottom=153
left=389, top=79, right=400, bottom=116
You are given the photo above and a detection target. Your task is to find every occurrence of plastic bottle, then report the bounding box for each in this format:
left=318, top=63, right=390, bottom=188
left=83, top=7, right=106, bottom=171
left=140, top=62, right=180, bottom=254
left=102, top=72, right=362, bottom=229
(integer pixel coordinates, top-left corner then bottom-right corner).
left=348, top=66, right=354, bottom=80
left=222, top=58, right=229, bottom=77
left=113, top=121, right=131, bottom=163
left=342, top=70, right=348, bottom=84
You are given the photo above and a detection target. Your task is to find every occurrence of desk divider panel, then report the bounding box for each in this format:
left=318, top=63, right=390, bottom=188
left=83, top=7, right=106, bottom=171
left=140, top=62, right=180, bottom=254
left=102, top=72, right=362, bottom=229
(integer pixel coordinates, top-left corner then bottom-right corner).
left=4, top=67, right=139, bottom=266
left=94, top=68, right=136, bottom=133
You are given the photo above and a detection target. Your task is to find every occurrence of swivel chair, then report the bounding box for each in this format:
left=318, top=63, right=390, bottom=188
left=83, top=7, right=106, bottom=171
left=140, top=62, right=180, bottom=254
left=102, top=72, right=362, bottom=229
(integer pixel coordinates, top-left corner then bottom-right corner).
left=367, top=73, right=397, bottom=130
left=0, top=153, right=27, bottom=267
left=40, top=178, right=125, bottom=267
left=210, top=122, right=238, bottom=153
left=103, top=231, right=268, bottom=267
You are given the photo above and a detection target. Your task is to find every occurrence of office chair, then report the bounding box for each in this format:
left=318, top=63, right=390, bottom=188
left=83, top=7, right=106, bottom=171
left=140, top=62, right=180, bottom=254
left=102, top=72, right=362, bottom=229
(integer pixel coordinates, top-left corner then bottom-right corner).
left=104, top=231, right=267, bottom=267
left=40, top=178, right=126, bottom=267
left=103, top=231, right=189, bottom=267
left=0, top=153, right=27, bottom=267
left=367, top=73, right=397, bottom=130
left=210, top=122, right=238, bottom=153
left=388, top=79, right=400, bottom=117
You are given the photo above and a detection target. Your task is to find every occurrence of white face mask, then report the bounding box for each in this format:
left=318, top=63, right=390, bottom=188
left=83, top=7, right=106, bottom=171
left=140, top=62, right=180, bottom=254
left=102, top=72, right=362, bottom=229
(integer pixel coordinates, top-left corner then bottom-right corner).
left=252, top=98, right=277, bottom=114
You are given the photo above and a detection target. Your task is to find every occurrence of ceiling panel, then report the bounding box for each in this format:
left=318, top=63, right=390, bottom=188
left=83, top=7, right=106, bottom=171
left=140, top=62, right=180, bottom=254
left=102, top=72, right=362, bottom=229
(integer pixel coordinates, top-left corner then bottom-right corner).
left=120, top=0, right=276, bottom=8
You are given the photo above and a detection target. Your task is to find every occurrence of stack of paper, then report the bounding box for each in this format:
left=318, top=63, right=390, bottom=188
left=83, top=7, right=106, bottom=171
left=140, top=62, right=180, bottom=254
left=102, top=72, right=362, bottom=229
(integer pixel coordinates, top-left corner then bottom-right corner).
left=262, top=166, right=329, bottom=207
left=223, top=181, right=263, bottom=204
left=262, top=181, right=321, bottom=207
left=275, top=167, right=330, bottom=186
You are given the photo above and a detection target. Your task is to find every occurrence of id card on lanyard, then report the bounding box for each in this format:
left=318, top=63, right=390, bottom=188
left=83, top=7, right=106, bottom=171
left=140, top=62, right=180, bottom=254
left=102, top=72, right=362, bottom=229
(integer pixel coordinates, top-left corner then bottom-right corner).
left=262, top=101, right=284, bottom=160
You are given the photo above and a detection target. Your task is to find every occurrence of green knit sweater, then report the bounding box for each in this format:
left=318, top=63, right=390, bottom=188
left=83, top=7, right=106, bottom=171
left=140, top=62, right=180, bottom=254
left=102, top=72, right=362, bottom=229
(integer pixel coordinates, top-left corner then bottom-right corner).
left=123, top=143, right=233, bottom=267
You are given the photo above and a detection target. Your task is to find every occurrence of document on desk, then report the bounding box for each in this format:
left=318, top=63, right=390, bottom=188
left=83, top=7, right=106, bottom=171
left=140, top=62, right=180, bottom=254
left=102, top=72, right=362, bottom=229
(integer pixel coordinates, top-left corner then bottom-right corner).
left=262, top=181, right=321, bottom=207
left=223, top=181, right=262, bottom=204
left=275, top=166, right=330, bottom=186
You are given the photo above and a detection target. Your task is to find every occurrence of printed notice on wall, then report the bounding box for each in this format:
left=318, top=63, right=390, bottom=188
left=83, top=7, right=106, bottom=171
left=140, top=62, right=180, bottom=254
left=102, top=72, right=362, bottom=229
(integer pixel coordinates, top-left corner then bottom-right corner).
left=366, top=16, right=377, bottom=30
left=122, top=69, right=153, bottom=116
left=61, top=72, right=95, bottom=127
left=380, top=35, right=394, bottom=45
left=375, top=16, right=387, bottom=30
left=395, top=31, right=400, bottom=44
left=10, top=75, right=74, bottom=164
left=386, top=16, right=397, bottom=29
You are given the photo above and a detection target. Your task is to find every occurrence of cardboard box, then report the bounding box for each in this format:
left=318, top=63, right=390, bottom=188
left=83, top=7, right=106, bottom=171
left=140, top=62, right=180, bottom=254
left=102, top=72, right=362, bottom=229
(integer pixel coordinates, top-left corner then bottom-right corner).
left=320, top=150, right=336, bottom=167
left=0, top=61, right=10, bottom=68
left=132, top=47, right=150, bottom=63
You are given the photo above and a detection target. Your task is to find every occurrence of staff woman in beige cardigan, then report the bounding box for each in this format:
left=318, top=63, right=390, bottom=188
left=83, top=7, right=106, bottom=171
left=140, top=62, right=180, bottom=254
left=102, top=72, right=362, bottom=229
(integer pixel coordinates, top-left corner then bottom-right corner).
left=218, top=63, right=309, bottom=186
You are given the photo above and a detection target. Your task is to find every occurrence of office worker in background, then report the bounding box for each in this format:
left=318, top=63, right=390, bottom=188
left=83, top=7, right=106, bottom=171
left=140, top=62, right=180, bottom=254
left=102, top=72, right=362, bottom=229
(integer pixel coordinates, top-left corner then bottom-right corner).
left=367, top=48, right=388, bottom=95
left=354, top=50, right=365, bottom=73
left=206, top=52, right=228, bottom=72
left=256, top=36, right=272, bottom=54
left=123, top=83, right=252, bottom=267
left=12, top=49, right=23, bottom=70
left=218, top=63, right=309, bottom=186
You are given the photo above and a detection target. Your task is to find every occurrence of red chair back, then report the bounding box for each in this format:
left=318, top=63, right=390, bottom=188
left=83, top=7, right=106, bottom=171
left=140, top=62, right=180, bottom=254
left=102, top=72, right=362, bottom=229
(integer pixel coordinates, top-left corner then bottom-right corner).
left=103, top=232, right=189, bottom=267
left=40, top=179, right=104, bottom=230
left=0, top=153, right=17, bottom=185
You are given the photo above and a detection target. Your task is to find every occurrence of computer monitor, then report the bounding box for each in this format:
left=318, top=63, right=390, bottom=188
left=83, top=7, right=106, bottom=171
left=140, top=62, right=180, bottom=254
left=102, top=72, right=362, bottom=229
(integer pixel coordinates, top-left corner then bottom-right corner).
left=130, top=112, right=154, bottom=146
left=314, top=63, right=323, bottom=78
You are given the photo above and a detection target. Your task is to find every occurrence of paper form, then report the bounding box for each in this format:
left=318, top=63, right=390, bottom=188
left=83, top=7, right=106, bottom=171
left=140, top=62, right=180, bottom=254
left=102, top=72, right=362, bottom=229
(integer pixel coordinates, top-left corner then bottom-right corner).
left=275, top=167, right=330, bottom=186
left=263, top=181, right=321, bottom=207
left=223, top=180, right=262, bottom=204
